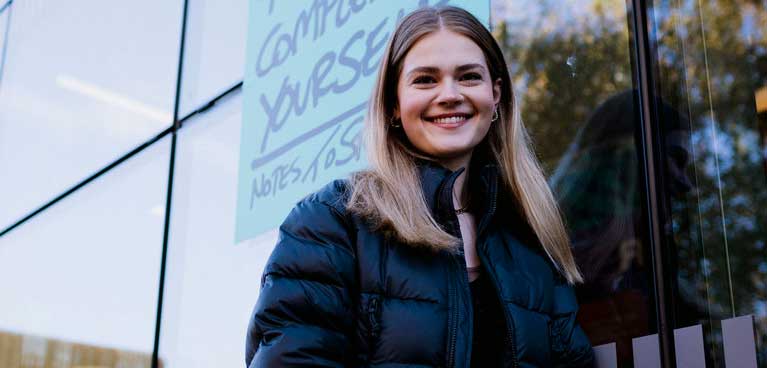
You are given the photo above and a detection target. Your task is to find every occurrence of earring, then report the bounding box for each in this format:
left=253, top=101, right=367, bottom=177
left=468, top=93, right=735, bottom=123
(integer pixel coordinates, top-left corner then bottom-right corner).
left=390, top=116, right=401, bottom=128
left=491, top=106, right=499, bottom=122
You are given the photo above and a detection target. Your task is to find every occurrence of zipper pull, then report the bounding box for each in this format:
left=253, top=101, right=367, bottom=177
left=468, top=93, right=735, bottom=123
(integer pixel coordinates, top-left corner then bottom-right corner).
left=368, top=297, right=381, bottom=339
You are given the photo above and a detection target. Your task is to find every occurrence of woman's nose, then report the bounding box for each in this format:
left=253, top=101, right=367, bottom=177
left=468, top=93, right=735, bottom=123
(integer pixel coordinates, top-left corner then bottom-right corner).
left=435, top=80, right=464, bottom=105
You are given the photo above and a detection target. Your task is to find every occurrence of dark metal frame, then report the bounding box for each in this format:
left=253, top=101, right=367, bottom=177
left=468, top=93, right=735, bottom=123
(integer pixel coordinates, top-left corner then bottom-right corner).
left=0, top=74, right=241, bottom=236
left=150, top=0, right=188, bottom=365
left=630, top=0, right=677, bottom=366
left=0, top=0, right=12, bottom=14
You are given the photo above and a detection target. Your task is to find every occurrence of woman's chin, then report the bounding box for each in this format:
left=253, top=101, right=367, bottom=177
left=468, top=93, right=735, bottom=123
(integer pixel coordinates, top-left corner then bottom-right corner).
left=426, top=148, right=475, bottom=168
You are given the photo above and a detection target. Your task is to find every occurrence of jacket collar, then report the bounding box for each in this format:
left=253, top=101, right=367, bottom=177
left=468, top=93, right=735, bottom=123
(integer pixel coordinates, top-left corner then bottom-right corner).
left=415, top=159, right=499, bottom=231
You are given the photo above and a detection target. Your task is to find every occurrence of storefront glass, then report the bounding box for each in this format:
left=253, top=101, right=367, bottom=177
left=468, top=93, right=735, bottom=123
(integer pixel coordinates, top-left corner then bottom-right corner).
left=0, top=137, right=170, bottom=367
left=178, top=0, right=248, bottom=116
left=0, top=1, right=764, bottom=367
left=651, top=0, right=767, bottom=366
left=491, top=1, right=658, bottom=365
left=0, top=0, right=182, bottom=230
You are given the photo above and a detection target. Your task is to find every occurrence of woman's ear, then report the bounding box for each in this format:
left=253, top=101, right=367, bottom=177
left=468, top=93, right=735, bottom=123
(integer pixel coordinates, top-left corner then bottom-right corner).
left=493, top=78, right=502, bottom=105
left=393, top=106, right=400, bottom=119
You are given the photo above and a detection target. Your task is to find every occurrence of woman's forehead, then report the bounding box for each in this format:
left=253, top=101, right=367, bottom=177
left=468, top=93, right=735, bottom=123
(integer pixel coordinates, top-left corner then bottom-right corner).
left=400, top=30, right=488, bottom=74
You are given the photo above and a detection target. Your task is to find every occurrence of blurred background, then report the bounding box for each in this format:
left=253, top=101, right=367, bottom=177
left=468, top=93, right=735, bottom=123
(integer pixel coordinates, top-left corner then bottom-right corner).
left=0, top=0, right=764, bottom=367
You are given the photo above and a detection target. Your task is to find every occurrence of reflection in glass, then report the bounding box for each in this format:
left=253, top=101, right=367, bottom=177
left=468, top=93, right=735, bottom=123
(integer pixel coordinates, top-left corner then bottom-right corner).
left=652, top=0, right=767, bottom=366
left=551, top=91, right=650, bottom=363
left=0, top=330, right=152, bottom=368
left=1, top=5, right=8, bottom=86
left=492, top=0, right=636, bottom=169
left=0, top=137, right=170, bottom=367
left=159, top=93, right=277, bottom=367
left=491, top=1, right=653, bottom=365
left=178, top=0, right=248, bottom=116
left=0, top=1, right=182, bottom=230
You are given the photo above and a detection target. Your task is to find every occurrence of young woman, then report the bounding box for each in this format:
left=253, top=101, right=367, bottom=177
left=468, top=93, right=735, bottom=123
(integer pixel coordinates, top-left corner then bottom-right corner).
left=246, top=6, right=594, bottom=367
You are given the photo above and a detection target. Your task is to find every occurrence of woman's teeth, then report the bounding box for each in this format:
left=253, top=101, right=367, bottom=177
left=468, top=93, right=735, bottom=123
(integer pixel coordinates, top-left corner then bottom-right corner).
left=432, top=116, right=466, bottom=124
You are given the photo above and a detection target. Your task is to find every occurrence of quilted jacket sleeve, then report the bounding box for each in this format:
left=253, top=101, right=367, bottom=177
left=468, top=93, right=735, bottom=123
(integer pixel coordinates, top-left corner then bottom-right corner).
left=245, top=191, right=358, bottom=367
left=550, top=284, right=595, bottom=368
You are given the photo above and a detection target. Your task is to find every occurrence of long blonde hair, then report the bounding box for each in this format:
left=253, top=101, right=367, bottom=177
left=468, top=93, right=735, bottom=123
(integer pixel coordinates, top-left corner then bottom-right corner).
left=347, top=6, right=583, bottom=284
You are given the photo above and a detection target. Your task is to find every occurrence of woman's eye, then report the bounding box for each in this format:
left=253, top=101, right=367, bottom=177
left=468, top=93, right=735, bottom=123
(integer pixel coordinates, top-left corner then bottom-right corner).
left=413, top=76, right=436, bottom=84
left=461, top=73, right=482, bottom=81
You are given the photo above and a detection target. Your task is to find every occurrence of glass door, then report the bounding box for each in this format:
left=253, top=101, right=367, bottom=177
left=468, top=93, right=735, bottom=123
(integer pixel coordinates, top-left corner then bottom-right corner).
left=649, top=0, right=767, bottom=366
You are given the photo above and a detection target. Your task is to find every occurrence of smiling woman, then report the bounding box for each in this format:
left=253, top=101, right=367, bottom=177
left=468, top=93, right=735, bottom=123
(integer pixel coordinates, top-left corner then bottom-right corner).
left=246, top=5, right=594, bottom=367
left=395, top=30, right=500, bottom=170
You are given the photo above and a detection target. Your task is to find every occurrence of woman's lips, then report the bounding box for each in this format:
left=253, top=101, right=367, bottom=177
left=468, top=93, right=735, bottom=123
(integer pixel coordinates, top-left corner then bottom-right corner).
left=423, top=114, right=473, bottom=129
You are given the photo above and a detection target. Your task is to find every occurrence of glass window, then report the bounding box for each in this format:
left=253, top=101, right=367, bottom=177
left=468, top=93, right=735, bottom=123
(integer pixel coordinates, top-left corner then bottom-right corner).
left=0, top=2, right=9, bottom=85
left=492, top=1, right=654, bottom=365
left=158, top=93, right=277, bottom=367
left=178, top=0, right=248, bottom=116
left=0, top=136, right=170, bottom=367
left=650, top=0, right=767, bottom=365
left=0, top=0, right=182, bottom=230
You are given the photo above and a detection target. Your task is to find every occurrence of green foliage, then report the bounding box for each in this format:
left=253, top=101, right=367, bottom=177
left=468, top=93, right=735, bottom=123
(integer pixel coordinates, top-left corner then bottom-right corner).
left=492, top=0, right=766, bottom=364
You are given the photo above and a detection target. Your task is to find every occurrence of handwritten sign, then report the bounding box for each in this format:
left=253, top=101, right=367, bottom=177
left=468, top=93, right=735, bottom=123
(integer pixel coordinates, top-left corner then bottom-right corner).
left=236, top=0, right=490, bottom=242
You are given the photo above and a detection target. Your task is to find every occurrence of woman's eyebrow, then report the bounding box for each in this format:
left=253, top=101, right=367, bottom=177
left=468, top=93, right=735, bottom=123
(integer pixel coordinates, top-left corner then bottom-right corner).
left=406, top=66, right=440, bottom=77
left=405, top=63, right=487, bottom=78
left=455, top=63, right=486, bottom=73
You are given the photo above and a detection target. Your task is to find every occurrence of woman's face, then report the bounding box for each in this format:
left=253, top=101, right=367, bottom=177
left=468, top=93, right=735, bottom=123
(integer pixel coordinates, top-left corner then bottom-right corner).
left=395, top=29, right=501, bottom=170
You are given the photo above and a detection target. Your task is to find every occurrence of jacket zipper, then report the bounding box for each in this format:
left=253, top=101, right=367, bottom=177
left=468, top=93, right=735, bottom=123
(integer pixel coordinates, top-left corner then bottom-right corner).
left=477, top=177, right=519, bottom=368
left=448, top=211, right=466, bottom=368
left=438, top=170, right=464, bottom=368
left=368, top=296, right=381, bottom=340
left=484, top=260, right=519, bottom=368
left=476, top=167, right=498, bottom=235
left=446, top=262, right=458, bottom=368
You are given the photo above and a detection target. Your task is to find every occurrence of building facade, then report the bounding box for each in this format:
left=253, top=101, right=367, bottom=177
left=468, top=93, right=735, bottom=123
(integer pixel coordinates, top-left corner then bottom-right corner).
left=0, top=0, right=765, bottom=367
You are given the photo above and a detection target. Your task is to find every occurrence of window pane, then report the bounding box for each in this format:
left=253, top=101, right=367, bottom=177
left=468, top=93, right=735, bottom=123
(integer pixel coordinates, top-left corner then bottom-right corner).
left=651, top=0, right=767, bottom=365
left=178, top=0, right=248, bottom=116
left=159, top=93, right=276, bottom=367
left=492, top=1, right=654, bottom=365
left=0, top=1, right=182, bottom=229
left=0, top=136, right=170, bottom=367
left=0, top=3, right=9, bottom=83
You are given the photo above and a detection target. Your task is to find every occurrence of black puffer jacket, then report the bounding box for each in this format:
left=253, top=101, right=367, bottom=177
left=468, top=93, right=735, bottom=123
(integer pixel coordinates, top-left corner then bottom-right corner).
left=246, top=162, right=595, bottom=367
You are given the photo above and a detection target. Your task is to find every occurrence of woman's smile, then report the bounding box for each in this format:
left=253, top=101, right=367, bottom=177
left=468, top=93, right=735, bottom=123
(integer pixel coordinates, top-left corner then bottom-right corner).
left=395, top=29, right=501, bottom=170
left=423, top=112, right=475, bottom=129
